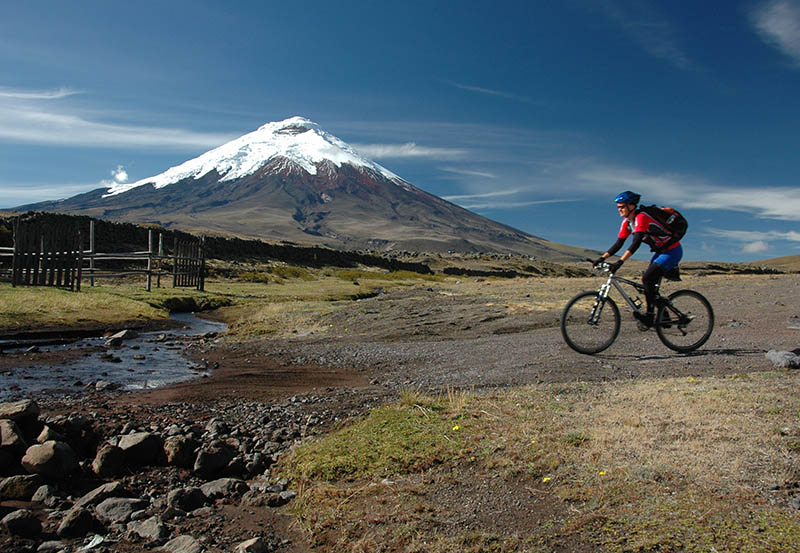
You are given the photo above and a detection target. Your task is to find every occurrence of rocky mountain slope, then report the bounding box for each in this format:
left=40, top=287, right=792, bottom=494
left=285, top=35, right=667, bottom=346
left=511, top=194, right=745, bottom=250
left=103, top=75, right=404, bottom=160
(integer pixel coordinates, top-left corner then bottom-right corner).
left=15, top=117, right=591, bottom=261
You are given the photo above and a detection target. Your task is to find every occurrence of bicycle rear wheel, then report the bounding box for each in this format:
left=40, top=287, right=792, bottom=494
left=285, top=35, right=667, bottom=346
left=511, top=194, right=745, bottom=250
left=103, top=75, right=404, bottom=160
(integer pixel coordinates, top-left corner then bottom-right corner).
left=561, top=292, right=620, bottom=354
left=655, top=290, right=714, bottom=352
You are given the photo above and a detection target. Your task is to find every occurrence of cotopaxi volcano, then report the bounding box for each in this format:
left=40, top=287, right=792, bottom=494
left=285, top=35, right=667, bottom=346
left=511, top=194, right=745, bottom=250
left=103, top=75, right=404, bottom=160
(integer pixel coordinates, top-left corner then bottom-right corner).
left=15, top=117, right=587, bottom=260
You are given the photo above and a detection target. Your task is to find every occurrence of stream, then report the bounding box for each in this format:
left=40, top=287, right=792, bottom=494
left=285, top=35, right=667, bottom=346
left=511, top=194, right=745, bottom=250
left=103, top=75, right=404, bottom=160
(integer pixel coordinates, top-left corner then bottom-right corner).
left=0, top=313, right=227, bottom=401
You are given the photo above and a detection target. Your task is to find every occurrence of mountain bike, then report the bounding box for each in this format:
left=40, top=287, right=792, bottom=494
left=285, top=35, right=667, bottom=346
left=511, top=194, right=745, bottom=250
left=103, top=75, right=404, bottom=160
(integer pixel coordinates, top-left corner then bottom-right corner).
left=560, top=261, right=714, bottom=354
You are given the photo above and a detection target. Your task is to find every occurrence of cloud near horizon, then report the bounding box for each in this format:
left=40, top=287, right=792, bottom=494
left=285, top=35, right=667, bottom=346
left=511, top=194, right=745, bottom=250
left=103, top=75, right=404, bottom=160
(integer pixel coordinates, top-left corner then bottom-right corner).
left=0, top=87, right=235, bottom=150
left=576, top=165, right=800, bottom=221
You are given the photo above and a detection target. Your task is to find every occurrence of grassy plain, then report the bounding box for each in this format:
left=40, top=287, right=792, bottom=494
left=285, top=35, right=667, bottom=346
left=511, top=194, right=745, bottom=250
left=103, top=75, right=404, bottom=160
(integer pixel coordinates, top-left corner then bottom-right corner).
left=3, top=264, right=799, bottom=551
left=280, top=375, right=800, bottom=552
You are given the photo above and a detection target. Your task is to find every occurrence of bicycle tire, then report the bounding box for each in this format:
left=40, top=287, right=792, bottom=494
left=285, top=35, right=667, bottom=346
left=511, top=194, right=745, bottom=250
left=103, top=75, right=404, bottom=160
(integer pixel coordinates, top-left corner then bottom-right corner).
left=561, top=291, right=621, bottom=354
left=655, top=289, right=714, bottom=352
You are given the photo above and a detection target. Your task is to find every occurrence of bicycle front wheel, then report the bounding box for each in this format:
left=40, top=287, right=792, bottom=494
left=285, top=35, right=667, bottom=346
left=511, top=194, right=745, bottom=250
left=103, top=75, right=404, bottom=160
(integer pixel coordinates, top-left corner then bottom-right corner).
left=655, top=290, right=714, bottom=352
left=561, top=292, right=621, bottom=354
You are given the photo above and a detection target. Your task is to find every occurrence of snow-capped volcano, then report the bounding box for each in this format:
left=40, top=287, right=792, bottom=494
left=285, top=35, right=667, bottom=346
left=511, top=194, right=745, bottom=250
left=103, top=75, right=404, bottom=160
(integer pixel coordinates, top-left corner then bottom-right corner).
left=14, top=117, right=588, bottom=260
left=105, top=116, right=401, bottom=197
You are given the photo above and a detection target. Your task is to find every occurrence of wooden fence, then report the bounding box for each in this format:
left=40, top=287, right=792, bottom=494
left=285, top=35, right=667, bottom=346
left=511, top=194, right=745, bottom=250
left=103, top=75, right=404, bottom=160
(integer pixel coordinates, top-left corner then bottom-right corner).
left=0, top=219, right=205, bottom=291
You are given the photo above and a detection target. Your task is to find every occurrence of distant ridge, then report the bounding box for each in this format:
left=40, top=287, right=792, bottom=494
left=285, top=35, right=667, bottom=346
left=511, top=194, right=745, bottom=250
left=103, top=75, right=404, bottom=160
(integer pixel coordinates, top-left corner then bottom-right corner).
left=14, top=117, right=592, bottom=261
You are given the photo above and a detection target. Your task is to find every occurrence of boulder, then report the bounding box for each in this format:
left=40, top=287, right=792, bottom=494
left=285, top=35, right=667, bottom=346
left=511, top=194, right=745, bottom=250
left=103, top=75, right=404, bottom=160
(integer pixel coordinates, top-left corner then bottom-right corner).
left=160, top=534, right=203, bottom=553
left=118, top=432, right=165, bottom=466
left=21, top=440, right=79, bottom=478
left=57, top=506, right=99, bottom=538
left=92, top=444, right=126, bottom=477
left=164, top=435, right=197, bottom=468
left=0, top=474, right=43, bottom=500
left=95, top=497, right=149, bottom=523
left=74, top=481, right=129, bottom=509
left=235, top=537, right=267, bottom=553
left=127, top=515, right=169, bottom=542
left=200, top=478, right=249, bottom=501
left=0, top=399, right=40, bottom=422
left=2, top=508, right=42, bottom=537
left=766, top=350, right=800, bottom=369
left=31, top=484, right=58, bottom=507
left=193, top=443, right=235, bottom=478
left=0, top=419, right=29, bottom=455
left=36, top=425, right=66, bottom=444
left=167, top=487, right=208, bottom=512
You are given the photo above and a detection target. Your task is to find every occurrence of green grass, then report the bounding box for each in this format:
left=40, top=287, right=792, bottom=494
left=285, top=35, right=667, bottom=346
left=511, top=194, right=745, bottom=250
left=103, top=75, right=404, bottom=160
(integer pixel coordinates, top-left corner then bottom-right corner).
left=280, top=391, right=463, bottom=481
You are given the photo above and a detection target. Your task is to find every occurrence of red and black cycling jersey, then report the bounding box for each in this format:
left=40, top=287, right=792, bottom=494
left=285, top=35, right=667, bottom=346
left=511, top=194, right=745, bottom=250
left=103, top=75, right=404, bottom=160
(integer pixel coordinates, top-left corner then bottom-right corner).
left=618, top=210, right=681, bottom=252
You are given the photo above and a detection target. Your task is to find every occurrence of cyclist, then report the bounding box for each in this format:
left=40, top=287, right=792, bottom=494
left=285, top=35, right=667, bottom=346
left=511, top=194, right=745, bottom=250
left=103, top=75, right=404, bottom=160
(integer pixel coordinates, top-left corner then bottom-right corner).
left=593, top=191, right=683, bottom=328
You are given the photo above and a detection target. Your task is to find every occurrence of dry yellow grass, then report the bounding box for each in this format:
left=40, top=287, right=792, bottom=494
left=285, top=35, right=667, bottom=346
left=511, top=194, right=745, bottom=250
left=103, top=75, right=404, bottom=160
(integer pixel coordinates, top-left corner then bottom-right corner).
left=285, top=371, right=800, bottom=552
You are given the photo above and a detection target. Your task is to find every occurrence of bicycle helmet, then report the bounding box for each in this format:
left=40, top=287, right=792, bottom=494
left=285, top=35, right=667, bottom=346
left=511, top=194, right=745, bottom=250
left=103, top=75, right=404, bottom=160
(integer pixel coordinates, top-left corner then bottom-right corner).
left=615, top=190, right=640, bottom=205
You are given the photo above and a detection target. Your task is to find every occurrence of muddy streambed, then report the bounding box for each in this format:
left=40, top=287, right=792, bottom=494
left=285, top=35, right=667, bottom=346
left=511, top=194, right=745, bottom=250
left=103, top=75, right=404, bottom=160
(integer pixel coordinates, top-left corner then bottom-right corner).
left=0, top=313, right=226, bottom=400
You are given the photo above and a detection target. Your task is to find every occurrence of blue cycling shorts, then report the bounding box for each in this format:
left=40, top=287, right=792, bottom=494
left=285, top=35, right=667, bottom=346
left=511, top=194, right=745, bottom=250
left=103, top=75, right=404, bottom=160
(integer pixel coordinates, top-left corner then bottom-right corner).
left=651, top=244, right=682, bottom=272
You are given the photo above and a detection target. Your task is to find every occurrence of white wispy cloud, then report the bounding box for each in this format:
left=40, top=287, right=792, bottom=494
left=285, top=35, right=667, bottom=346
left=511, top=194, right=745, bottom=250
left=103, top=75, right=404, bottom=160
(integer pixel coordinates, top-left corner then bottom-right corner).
left=451, top=198, right=579, bottom=210
left=751, top=0, right=800, bottom=65
left=0, top=86, right=81, bottom=99
left=442, top=189, right=520, bottom=201
left=0, top=87, right=235, bottom=150
left=706, top=228, right=800, bottom=242
left=445, top=81, right=530, bottom=102
left=596, top=0, right=695, bottom=70
left=705, top=227, right=800, bottom=254
left=576, top=165, right=800, bottom=221
left=439, top=167, right=497, bottom=179
left=352, top=142, right=467, bottom=160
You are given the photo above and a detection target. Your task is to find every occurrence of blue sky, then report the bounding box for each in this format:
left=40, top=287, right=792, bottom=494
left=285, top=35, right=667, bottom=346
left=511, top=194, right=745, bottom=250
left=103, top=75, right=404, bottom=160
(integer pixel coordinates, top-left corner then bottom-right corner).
left=1, top=0, right=800, bottom=262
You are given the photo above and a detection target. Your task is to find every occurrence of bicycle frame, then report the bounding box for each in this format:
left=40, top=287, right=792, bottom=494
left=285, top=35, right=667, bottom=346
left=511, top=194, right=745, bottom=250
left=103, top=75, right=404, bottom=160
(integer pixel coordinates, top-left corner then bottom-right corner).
left=596, top=271, right=647, bottom=314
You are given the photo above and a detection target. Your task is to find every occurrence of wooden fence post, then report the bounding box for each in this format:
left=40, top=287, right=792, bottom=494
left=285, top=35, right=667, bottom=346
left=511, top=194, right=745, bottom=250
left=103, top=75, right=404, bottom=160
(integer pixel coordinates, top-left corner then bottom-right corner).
left=147, top=229, right=153, bottom=292
left=89, top=220, right=95, bottom=287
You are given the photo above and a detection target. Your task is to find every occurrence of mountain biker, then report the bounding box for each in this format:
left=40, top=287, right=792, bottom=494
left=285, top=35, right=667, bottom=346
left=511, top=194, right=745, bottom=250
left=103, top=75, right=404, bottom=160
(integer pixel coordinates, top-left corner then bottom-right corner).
left=593, top=191, right=683, bottom=328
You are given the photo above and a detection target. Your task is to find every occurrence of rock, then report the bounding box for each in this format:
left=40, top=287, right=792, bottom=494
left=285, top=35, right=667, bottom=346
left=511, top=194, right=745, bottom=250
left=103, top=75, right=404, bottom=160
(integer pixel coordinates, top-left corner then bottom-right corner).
left=105, top=329, right=137, bottom=348
left=235, top=537, right=267, bottom=553
left=21, top=440, right=79, bottom=478
left=0, top=449, right=16, bottom=475
left=0, top=418, right=29, bottom=455
left=57, top=506, right=99, bottom=538
left=167, top=487, right=208, bottom=512
left=92, top=444, right=126, bottom=477
left=765, top=350, right=800, bottom=369
left=199, top=477, right=249, bottom=500
left=160, top=534, right=203, bottom=553
left=36, top=425, right=65, bottom=444
left=164, top=435, right=197, bottom=468
left=31, top=484, right=58, bottom=507
left=37, top=540, right=68, bottom=552
left=95, top=496, right=149, bottom=523
left=0, top=399, right=40, bottom=422
left=95, top=380, right=120, bottom=391
left=127, top=515, right=169, bottom=542
left=74, top=481, right=129, bottom=509
left=205, top=418, right=230, bottom=435
left=118, top=431, right=165, bottom=466
left=0, top=473, right=43, bottom=500
left=193, top=443, right=235, bottom=478
left=2, top=508, right=42, bottom=537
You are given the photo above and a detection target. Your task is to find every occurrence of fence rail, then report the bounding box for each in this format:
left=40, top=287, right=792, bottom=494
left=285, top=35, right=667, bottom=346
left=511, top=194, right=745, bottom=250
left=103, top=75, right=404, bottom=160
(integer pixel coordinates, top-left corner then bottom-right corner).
left=0, top=220, right=205, bottom=291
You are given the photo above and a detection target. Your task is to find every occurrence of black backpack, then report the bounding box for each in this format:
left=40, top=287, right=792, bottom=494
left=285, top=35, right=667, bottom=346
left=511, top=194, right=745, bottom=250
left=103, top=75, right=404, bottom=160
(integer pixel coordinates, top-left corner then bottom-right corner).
left=638, top=205, right=688, bottom=250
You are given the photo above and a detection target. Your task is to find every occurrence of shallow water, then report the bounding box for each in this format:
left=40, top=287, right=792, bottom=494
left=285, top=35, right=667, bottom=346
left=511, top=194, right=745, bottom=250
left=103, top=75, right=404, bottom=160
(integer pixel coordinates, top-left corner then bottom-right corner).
left=0, top=313, right=227, bottom=401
